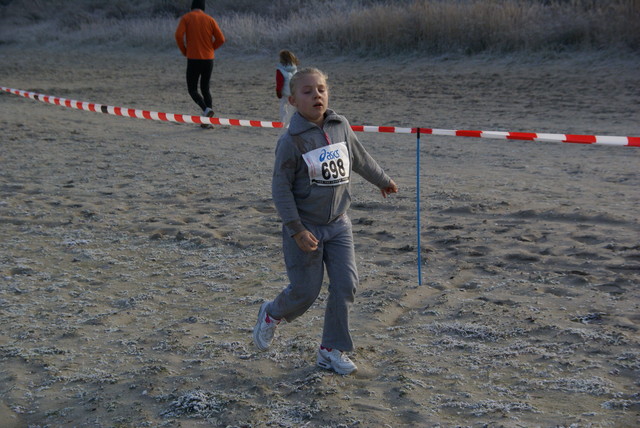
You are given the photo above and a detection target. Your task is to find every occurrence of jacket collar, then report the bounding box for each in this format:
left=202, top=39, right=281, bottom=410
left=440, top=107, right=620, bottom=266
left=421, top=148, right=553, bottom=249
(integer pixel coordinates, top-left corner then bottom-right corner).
left=288, top=109, right=342, bottom=136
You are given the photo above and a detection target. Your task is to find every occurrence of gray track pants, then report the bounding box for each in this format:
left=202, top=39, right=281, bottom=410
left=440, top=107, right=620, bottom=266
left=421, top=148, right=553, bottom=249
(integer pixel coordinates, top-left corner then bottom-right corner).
left=268, top=214, right=358, bottom=352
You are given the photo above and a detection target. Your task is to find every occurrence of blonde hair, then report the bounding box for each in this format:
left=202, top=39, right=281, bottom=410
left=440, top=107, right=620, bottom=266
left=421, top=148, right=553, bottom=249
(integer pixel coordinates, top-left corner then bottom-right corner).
left=279, top=50, right=299, bottom=66
left=289, top=67, right=328, bottom=96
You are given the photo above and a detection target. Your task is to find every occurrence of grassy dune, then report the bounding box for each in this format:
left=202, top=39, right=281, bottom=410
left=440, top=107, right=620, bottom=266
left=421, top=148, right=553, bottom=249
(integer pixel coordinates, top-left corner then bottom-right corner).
left=1, top=0, right=639, bottom=56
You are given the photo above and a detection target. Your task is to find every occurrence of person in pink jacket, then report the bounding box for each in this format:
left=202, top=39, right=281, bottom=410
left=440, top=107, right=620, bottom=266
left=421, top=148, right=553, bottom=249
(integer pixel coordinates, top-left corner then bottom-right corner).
left=175, top=0, right=225, bottom=126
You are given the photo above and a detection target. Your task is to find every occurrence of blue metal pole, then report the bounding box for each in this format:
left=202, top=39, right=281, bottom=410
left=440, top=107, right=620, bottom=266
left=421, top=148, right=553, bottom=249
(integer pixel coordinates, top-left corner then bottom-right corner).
left=416, top=128, right=423, bottom=285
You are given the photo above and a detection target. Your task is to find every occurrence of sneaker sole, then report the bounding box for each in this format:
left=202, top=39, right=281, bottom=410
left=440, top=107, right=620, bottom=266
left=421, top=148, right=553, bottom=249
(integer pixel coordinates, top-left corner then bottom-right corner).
left=253, top=302, right=270, bottom=351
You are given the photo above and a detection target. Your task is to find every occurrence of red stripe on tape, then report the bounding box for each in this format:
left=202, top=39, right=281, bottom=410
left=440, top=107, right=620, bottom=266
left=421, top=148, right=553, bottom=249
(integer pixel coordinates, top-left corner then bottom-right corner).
left=564, top=134, right=596, bottom=144
left=142, top=111, right=152, bottom=120
left=412, top=128, right=433, bottom=134
left=378, top=126, right=397, bottom=133
left=628, top=137, right=640, bottom=147
left=249, top=120, right=262, bottom=127
left=174, top=114, right=186, bottom=123
left=457, top=130, right=482, bottom=138
left=158, top=112, right=168, bottom=121
left=114, top=107, right=122, bottom=116
left=508, top=132, right=537, bottom=141
left=229, top=119, right=241, bottom=126
left=126, top=108, right=136, bottom=118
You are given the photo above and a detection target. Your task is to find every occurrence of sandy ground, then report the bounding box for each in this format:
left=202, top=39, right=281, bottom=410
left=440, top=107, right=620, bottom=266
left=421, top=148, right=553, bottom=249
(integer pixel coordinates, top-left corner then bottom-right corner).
left=1, top=46, right=639, bottom=427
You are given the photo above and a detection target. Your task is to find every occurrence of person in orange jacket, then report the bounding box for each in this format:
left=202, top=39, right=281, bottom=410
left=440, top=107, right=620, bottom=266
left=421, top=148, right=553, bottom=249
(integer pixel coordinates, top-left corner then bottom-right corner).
left=175, top=0, right=225, bottom=125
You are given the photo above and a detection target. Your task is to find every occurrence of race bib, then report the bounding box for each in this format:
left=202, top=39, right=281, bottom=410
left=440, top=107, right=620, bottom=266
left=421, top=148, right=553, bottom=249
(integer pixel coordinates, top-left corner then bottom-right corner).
left=302, top=142, right=351, bottom=186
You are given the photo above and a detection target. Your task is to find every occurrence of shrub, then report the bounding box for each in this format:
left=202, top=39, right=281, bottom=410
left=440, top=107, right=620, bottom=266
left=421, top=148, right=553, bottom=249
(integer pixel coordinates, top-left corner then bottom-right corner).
left=1, top=0, right=638, bottom=56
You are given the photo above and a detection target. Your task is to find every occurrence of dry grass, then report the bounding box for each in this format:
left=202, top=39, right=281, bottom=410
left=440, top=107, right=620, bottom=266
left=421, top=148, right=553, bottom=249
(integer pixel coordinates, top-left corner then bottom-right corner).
left=1, top=0, right=638, bottom=56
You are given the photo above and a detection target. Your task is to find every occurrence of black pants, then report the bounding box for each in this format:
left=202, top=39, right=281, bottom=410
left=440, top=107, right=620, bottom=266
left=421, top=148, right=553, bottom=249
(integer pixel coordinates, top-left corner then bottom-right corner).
left=186, top=59, right=214, bottom=112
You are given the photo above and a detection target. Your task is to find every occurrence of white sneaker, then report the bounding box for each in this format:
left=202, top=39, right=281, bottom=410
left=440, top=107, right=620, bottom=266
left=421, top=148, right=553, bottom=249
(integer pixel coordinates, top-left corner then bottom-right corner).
left=253, top=302, right=278, bottom=351
left=317, top=347, right=357, bottom=375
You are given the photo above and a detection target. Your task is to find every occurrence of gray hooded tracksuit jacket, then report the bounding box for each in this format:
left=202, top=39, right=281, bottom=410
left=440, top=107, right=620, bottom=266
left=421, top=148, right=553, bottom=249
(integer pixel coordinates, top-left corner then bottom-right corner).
left=272, top=109, right=393, bottom=235
left=268, top=109, right=392, bottom=351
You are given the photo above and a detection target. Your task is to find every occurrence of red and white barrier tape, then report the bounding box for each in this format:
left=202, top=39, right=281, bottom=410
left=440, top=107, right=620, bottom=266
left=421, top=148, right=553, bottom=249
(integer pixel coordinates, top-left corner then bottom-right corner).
left=3, top=86, right=639, bottom=147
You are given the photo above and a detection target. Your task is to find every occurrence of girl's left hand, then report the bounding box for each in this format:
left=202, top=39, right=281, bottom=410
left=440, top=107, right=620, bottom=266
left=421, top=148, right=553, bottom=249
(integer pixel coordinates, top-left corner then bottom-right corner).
left=380, top=180, right=398, bottom=198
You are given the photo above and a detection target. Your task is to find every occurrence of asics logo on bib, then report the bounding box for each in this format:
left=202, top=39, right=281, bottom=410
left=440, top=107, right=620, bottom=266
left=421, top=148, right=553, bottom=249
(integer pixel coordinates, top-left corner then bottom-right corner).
left=319, top=148, right=341, bottom=162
